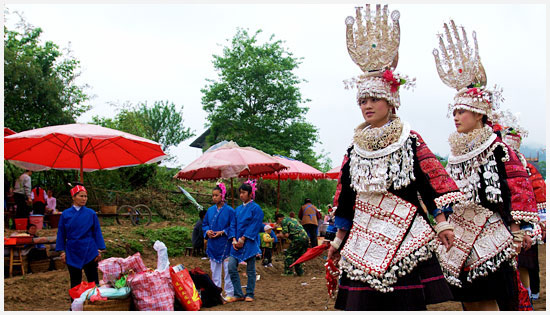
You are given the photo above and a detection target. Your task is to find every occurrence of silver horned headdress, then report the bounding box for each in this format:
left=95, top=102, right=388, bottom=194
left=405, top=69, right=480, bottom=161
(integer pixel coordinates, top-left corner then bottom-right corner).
left=343, top=4, right=415, bottom=109
left=433, top=20, right=503, bottom=118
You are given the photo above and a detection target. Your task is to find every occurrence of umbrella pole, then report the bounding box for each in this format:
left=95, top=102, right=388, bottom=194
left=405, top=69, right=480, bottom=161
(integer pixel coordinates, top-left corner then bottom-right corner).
left=80, top=157, right=84, bottom=184
left=276, top=173, right=280, bottom=214
left=231, top=178, right=234, bottom=208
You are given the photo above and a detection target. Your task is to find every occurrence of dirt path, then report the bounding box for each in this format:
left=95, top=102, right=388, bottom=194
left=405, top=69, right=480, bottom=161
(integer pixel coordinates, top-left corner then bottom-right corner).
left=3, top=234, right=546, bottom=311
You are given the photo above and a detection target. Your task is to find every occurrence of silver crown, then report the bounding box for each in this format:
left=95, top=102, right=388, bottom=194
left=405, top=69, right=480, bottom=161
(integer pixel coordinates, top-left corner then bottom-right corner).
left=345, top=4, right=400, bottom=74
left=344, top=5, right=414, bottom=108
left=433, top=20, right=501, bottom=117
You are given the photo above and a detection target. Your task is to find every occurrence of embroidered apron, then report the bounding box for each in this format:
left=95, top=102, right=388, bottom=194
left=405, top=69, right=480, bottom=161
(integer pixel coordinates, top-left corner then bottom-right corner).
left=339, top=192, right=435, bottom=292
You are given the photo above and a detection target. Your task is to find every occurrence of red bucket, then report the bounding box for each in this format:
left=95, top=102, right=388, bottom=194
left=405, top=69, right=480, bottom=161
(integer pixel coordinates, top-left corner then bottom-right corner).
left=14, top=218, right=28, bottom=231
left=48, top=214, right=61, bottom=228
left=29, top=215, right=44, bottom=231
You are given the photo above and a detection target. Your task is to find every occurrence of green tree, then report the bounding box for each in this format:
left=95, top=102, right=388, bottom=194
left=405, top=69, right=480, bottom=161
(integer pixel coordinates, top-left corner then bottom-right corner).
left=92, top=100, right=194, bottom=152
left=201, top=29, right=320, bottom=166
left=4, top=12, right=90, bottom=131
left=537, top=161, right=545, bottom=180
left=435, top=153, right=448, bottom=168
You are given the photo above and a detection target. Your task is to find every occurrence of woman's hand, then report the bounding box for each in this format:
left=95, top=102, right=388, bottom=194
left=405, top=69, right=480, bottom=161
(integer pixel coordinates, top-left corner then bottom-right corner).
left=327, top=229, right=347, bottom=263
left=60, top=252, right=66, bottom=264
left=522, top=234, right=532, bottom=251
left=438, top=229, right=455, bottom=251
left=233, top=242, right=244, bottom=250
left=434, top=213, right=454, bottom=251
left=327, top=245, right=341, bottom=263
left=510, top=223, right=523, bottom=254
left=94, top=250, right=102, bottom=262
left=513, top=241, right=522, bottom=254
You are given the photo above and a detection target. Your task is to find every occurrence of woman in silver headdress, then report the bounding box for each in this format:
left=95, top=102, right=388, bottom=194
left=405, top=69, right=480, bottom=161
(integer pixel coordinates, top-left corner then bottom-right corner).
left=496, top=110, right=545, bottom=302
left=327, top=5, right=463, bottom=311
left=432, top=21, right=539, bottom=311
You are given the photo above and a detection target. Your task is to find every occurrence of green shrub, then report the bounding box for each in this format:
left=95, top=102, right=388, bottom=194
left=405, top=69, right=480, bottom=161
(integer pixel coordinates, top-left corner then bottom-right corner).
left=135, top=226, right=192, bottom=257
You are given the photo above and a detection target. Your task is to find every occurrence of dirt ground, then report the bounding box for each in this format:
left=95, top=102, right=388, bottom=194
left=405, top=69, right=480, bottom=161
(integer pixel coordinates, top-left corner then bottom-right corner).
left=3, top=223, right=546, bottom=311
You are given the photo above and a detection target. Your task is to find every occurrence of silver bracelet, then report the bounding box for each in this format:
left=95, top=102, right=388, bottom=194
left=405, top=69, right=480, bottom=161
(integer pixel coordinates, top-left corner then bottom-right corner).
left=512, top=230, right=525, bottom=242
left=434, top=221, right=454, bottom=235
left=330, top=237, right=343, bottom=250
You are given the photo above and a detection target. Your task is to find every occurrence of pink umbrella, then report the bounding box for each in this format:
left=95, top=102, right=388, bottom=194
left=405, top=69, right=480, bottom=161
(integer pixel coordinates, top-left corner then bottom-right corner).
left=174, top=141, right=287, bottom=207
left=175, top=141, right=287, bottom=180
left=255, top=155, right=325, bottom=212
left=4, top=127, right=16, bottom=137
left=260, top=155, right=325, bottom=180
left=4, top=123, right=167, bottom=182
left=325, top=166, right=341, bottom=180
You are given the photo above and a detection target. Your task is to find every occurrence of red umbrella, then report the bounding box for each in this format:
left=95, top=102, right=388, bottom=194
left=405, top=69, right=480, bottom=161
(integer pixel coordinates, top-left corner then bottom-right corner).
left=325, top=166, right=341, bottom=180
left=289, top=242, right=340, bottom=298
left=289, top=242, right=329, bottom=268
left=174, top=141, right=287, bottom=207
left=4, top=127, right=16, bottom=137
left=4, top=123, right=167, bottom=182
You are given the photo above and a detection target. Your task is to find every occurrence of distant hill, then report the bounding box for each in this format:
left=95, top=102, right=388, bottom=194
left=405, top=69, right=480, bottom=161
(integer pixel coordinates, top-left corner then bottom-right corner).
left=520, top=145, right=546, bottom=162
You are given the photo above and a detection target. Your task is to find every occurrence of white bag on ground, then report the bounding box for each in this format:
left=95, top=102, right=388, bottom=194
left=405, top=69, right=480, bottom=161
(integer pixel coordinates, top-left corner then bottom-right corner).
left=70, top=288, right=94, bottom=311
left=153, top=240, right=169, bottom=272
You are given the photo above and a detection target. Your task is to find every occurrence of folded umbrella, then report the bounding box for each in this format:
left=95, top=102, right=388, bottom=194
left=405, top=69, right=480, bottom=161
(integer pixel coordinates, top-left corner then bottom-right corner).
left=289, top=242, right=340, bottom=298
left=289, top=243, right=329, bottom=268
left=177, top=186, right=203, bottom=210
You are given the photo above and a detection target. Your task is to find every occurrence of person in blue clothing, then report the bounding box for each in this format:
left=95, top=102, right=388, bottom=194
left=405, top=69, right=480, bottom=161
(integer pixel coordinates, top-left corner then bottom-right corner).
left=226, top=180, right=264, bottom=303
left=203, top=182, right=235, bottom=301
left=324, top=205, right=337, bottom=241
left=55, top=184, right=105, bottom=302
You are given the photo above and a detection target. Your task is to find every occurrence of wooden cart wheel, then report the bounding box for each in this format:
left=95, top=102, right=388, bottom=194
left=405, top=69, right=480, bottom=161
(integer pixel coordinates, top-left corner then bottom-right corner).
left=131, top=204, right=152, bottom=226
left=116, top=205, right=136, bottom=226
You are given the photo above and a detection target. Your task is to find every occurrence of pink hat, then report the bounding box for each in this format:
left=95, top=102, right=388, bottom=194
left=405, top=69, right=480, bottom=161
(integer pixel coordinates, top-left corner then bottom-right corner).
left=264, top=225, right=272, bottom=232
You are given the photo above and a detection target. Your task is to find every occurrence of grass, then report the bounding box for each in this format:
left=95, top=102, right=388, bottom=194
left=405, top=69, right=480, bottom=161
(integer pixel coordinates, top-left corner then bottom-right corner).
left=134, top=226, right=192, bottom=257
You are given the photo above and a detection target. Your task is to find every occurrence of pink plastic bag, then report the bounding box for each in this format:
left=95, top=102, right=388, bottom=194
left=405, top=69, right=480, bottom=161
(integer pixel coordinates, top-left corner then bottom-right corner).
left=127, top=268, right=174, bottom=311
left=98, top=252, right=147, bottom=285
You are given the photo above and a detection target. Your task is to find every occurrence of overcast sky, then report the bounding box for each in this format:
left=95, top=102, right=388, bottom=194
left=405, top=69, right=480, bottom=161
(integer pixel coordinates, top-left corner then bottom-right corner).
left=4, top=2, right=547, bottom=169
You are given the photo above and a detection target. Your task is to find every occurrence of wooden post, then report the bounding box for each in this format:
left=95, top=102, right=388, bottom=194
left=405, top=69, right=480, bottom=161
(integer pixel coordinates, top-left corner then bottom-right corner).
left=231, top=178, right=234, bottom=209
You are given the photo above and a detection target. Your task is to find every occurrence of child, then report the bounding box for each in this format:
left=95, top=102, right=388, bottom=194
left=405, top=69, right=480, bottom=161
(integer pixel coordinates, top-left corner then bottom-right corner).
left=260, top=225, right=274, bottom=267
left=45, top=189, right=57, bottom=214
left=226, top=180, right=264, bottom=303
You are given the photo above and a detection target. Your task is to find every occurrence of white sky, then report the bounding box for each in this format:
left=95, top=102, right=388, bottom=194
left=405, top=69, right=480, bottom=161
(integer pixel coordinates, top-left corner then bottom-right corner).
left=4, top=2, right=548, bottom=169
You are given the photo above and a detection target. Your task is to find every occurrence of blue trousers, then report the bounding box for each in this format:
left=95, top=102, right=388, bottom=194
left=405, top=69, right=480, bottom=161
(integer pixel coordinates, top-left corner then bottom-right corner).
left=228, top=256, right=256, bottom=298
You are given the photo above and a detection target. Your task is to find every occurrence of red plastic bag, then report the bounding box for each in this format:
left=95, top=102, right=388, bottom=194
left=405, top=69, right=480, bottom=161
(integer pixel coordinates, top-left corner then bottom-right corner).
left=127, top=268, right=175, bottom=311
left=170, top=264, right=202, bottom=311
left=69, top=281, right=97, bottom=300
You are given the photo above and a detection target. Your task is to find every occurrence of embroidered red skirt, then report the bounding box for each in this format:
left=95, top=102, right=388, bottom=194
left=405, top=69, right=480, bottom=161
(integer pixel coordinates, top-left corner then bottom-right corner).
left=518, top=245, right=539, bottom=270
left=450, top=261, right=518, bottom=310
left=334, top=256, right=452, bottom=311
